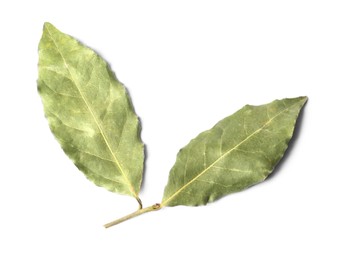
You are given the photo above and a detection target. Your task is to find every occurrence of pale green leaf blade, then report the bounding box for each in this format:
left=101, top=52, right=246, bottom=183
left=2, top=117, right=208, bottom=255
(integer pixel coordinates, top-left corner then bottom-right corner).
left=38, top=23, right=144, bottom=199
left=162, top=97, right=307, bottom=207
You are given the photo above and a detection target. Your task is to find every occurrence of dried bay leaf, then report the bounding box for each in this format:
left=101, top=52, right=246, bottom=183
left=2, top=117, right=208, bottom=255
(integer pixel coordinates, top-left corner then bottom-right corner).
left=38, top=23, right=144, bottom=201
left=37, top=23, right=308, bottom=228
left=162, top=97, right=307, bottom=207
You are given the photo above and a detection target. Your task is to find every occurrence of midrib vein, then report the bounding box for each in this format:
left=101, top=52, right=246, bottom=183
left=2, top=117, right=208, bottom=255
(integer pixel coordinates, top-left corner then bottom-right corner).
left=162, top=102, right=297, bottom=206
left=46, top=27, right=136, bottom=196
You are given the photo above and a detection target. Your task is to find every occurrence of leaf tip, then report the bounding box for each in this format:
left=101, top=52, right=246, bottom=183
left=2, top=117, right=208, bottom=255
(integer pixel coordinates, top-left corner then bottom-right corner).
left=42, top=22, right=59, bottom=35
left=43, top=22, right=53, bottom=30
left=298, top=96, right=308, bottom=107
left=300, top=96, right=308, bottom=102
left=285, top=96, right=308, bottom=108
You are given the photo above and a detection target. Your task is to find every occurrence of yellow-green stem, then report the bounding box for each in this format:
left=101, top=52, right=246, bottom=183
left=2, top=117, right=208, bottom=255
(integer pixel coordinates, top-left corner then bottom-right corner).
left=136, top=197, right=143, bottom=209
left=104, top=203, right=161, bottom=228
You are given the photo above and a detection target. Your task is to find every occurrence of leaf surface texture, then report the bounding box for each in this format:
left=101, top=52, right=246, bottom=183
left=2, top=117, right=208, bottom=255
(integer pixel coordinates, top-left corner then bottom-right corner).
left=162, top=97, right=307, bottom=206
left=38, top=23, right=144, bottom=198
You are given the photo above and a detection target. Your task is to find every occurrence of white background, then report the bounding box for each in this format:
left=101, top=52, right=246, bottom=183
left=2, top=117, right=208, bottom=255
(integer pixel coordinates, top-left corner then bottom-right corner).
left=1, top=1, right=341, bottom=259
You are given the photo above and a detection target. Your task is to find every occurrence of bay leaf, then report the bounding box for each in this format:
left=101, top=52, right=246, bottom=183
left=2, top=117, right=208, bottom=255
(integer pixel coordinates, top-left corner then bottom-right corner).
left=162, top=97, right=307, bottom=207
left=38, top=23, right=144, bottom=200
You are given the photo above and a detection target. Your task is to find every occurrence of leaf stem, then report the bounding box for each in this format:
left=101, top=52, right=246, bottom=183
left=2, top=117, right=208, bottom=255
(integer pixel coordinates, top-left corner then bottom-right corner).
left=136, top=197, right=143, bottom=209
left=104, top=203, right=161, bottom=228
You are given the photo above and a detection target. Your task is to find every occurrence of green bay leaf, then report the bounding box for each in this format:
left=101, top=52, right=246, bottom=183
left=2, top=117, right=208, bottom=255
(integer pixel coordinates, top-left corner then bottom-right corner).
left=38, top=23, right=144, bottom=200
left=162, top=97, right=307, bottom=207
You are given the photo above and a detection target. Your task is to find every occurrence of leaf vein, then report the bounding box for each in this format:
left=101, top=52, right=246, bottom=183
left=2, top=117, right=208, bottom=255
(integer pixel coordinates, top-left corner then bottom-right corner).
left=211, top=166, right=253, bottom=174
left=40, top=66, right=72, bottom=81
left=195, top=179, right=233, bottom=189
left=48, top=110, right=97, bottom=134
left=43, top=80, right=81, bottom=99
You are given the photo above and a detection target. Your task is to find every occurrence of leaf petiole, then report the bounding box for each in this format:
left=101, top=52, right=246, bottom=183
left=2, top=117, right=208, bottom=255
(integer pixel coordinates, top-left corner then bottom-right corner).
left=104, top=203, right=161, bottom=228
left=136, top=197, right=143, bottom=209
